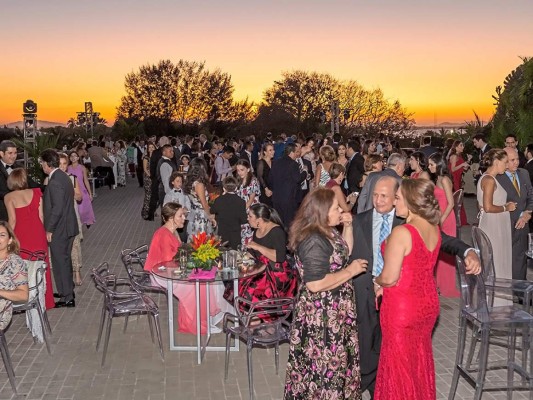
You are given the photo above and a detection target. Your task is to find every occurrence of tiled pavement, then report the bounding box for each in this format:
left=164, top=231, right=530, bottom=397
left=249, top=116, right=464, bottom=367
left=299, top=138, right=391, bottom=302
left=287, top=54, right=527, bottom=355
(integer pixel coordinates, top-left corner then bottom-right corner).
left=1, top=178, right=531, bottom=399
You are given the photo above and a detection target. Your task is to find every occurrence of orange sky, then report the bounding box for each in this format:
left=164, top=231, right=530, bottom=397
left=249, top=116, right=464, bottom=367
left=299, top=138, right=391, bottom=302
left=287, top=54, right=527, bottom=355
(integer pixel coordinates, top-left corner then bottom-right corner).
left=1, top=1, right=531, bottom=127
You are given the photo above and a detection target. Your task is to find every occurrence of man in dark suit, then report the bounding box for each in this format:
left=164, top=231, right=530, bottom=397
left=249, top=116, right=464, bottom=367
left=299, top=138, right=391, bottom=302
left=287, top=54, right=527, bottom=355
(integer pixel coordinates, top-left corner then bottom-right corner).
left=473, top=134, right=492, bottom=185
left=524, top=143, right=533, bottom=183
left=496, top=147, right=533, bottom=280
left=0, top=140, right=20, bottom=221
left=269, top=143, right=307, bottom=227
left=344, top=140, right=365, bottom=195
left=349, top=175, right=481, bottom=398
left=357, top=153, right=406, bottom=213
left=295, top=150, right=314, bottom=206
left=41, top=149, right=79, bottom=307
left=418, top=136, right=439, bottom=159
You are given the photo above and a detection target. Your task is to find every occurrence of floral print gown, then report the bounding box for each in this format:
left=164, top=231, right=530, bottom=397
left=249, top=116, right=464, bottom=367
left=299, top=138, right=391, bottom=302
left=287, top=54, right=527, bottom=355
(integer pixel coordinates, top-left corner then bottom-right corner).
left=284, top=230, right=361, bottom=399
left=236, top=177, right=260, bottom=245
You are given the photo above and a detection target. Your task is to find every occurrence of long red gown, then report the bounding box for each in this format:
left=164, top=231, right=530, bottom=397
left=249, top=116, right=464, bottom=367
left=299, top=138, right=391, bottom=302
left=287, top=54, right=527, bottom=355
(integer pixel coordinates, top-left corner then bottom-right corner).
left=375, top=224, right=441, bottom=400
left=14, top=188, right=55, bottom=310
left=449, top=155, right=468, bottom=225
left=434, top=186, right=460, bottom=297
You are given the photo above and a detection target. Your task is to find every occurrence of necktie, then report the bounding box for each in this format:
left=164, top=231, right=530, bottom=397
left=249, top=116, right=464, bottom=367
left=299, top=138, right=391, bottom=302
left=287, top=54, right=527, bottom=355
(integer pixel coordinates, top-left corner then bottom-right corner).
left=512, top=173, right=520, bottom=195
left=374, top=214, right=390, bottom=276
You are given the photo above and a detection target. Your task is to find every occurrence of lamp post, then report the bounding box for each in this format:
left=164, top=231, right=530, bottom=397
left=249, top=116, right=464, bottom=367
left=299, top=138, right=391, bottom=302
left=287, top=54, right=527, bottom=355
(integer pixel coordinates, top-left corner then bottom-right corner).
left=22, top=99, right=38, bottom=169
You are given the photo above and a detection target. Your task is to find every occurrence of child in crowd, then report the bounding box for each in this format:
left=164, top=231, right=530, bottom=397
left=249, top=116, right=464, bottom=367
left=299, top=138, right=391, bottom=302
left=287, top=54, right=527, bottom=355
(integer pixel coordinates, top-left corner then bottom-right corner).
left=210, top=176, right=247, bottom=250
left=163, top=172, right=191, bottom=242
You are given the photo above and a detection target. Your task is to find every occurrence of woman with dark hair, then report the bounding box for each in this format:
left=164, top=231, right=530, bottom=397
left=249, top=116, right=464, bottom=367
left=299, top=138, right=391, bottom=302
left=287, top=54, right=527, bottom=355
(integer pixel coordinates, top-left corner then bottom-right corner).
left=184, top=164, right=215, bottom=238
left=0, top=221, right=29, bottom=330
left=374, top=179, right=442, bottom=399
left=428, top=153, right=459, bottom=297
left=256, top=143, right=274, bottom=206
left=362, top=139, right=376, bottom=160
left=67, top=150, right=95, bottom=228
left=114, top=140, right=127, bottom=187
left=326, top=163, right=358, bottom=212
left=141, top=142, right=156, bottom=220
left=336, top=143, right=348, bottom=167
left=228, top=203, right=297, bottom=307
left=361, top=154, right=384, bottom=188
left=448, top=140, right=471, bottom=225
left=284, top=188, right=367, bottom=399
left=477, top=149, right=514, bottom=304
left=409, top=151, right=430, bottom=179
left=235, top=159, right=261, bottom=245
left=4, top=169, right=55, bottom=309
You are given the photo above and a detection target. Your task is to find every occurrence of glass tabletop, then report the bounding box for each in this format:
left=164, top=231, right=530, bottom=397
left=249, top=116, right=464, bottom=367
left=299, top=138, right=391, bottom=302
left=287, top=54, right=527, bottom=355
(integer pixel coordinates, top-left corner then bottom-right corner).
left=151, top=260, right=266, bottom=282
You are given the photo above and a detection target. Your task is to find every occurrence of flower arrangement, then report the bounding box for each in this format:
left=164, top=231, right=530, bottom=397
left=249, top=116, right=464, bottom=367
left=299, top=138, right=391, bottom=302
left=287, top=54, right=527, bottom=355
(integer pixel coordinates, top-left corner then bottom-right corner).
left=190, top=232, right=221, bottom=270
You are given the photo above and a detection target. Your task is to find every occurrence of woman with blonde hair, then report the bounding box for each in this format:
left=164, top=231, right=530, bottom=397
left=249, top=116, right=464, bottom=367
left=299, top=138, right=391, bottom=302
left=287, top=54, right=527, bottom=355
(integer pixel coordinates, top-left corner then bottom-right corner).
left=314, top=145, right=336, bottom=187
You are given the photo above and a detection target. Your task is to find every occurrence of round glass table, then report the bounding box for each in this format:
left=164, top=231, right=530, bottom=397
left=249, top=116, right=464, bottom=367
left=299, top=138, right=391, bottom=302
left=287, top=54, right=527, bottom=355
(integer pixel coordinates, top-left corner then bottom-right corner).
left=151, top=260, right=266, bottom=364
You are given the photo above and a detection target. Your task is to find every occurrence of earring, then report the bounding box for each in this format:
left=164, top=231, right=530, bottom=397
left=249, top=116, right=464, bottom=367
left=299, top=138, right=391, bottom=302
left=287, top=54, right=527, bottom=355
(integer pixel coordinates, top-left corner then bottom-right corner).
left=256, top=222, right=260, bottom=228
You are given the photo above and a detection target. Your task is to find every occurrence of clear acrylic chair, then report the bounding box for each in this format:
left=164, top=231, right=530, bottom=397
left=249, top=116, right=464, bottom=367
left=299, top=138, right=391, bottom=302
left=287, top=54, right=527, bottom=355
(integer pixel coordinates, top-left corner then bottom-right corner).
left=223, top=297, right=294, bottom=400
left=0, top=313, right=17, bottom=394
left=120, top=246, right=167, bottom=298
left=91, top=263, right=164, bottom=366
left=448, top=257, right=533, bottom=400
left=453, top=189, right=464, bottom=237
left=13, top=250, right=52, bottom=354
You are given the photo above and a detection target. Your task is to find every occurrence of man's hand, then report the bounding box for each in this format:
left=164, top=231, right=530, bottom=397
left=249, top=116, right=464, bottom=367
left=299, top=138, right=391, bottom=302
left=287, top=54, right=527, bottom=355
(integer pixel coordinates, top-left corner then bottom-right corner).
left=515, top=212, right=531, bottom=229
left=46, top=232, right=53, bottom=243
left=464, top=249, right=481, bottom=275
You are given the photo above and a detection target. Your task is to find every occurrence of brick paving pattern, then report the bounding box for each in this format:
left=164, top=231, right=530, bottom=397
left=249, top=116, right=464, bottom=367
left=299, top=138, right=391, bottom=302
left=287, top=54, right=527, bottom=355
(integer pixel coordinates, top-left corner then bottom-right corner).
left=0, top=179, right=531, bottom=399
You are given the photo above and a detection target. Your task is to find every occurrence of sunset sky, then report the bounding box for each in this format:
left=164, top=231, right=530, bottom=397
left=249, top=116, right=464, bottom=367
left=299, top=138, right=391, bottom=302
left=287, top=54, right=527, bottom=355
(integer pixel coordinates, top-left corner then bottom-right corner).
left=1, top=0, right=531, bottom=127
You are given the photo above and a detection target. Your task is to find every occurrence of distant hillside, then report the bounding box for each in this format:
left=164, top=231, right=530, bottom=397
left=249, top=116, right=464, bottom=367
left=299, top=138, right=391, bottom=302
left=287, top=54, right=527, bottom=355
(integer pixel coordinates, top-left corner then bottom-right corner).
left=4, top=120, right=66, bottom=129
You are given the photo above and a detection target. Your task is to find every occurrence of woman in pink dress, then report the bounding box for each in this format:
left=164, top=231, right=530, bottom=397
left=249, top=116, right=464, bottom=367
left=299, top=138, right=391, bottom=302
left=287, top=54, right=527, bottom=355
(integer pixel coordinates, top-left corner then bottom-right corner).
left=448, top=140, right=471, bottom=226
left=374, top=179, right=441, bottom=400
left=145, top=202, right=225, bottom=334
left=409, top=151, right=431, bottom=179
left=429, top=153, right=460, bottom=297
left=67, top=151, right=95, bottom=227
left=5, top=168, right=55, bottom=310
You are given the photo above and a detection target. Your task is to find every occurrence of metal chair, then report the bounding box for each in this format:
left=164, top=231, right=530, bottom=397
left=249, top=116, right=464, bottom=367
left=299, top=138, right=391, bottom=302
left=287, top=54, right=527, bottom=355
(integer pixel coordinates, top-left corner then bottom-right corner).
left=223, top=297, right=294, bottom=400
left=453, top=189, right=464, bottom=237
left=448, top=257, right=533, bottom=400
left=91, top=263, right=164, bottom=366
left=0, top=316, right=17, bottom=394
left=13, top=250, right=52, bottom=354
left=120, top=246, right=167, bottom=298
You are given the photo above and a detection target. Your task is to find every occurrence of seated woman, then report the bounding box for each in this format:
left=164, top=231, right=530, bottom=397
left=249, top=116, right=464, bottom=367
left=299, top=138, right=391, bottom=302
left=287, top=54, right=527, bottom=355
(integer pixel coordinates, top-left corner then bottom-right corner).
left=225, top=203, right=297, bottom=307
left=145, top=202, right=227, bottom=334
left=325, top=163, right=358, bottom=212
left=0, top=221, right=29, bottom=331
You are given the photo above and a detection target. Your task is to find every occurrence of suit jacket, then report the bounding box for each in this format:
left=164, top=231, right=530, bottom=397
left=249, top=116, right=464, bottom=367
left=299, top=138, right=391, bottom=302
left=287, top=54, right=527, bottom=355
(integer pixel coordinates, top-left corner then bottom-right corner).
left=419, top=145, right=439, bottom=159
left=88, top=146, right=114, bottom=168
left=357, top=168, right=402, bottom=213
left=43, top=169, right=79, bottom=239
left=297, top=158, right=314, bottom=202
left=270, top=155, right=306, bottom=206
left=346, top=152, right=365, bottom=193
left=210, top=193, right=247, bottom=250
left=478, top=144, right=492, bottom=174
left=525, top=159, right=533, bottom=184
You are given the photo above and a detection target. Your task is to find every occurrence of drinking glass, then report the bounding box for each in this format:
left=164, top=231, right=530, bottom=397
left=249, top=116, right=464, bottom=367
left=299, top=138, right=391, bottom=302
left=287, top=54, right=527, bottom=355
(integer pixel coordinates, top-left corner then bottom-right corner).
left=179, top=249, right=188, bottom=273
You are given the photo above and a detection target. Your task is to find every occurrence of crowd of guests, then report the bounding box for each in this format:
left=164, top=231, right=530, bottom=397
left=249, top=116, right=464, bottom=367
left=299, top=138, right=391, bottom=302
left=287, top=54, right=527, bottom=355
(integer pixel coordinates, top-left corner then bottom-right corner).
left=3, top=127, right=532, bottom=399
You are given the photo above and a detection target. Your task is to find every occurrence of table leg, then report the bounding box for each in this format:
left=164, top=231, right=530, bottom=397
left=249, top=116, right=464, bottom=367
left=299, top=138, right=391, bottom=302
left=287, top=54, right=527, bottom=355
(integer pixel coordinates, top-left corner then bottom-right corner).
left=167, top=279, right=174, bottom=350
left=195, top=281, right=201, bottom=364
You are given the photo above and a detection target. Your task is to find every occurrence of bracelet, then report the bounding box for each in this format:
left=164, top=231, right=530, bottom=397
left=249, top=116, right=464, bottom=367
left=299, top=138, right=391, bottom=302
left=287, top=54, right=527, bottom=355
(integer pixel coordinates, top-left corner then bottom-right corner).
left=503, top=204, right=507, bottom=212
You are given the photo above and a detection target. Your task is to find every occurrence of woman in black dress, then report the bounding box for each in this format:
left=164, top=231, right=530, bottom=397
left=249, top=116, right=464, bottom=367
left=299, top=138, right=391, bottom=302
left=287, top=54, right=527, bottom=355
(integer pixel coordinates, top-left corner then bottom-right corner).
left=256, top=143, right=275, bottom=206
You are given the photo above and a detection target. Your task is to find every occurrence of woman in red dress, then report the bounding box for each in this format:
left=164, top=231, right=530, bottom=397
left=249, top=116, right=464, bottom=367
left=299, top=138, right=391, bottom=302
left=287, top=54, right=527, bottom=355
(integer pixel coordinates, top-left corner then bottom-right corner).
left=5, top=168, right=55, bottom=310
left=448, top=140, right=470, bottom=225
left=374, top=179, right=442, bottom=400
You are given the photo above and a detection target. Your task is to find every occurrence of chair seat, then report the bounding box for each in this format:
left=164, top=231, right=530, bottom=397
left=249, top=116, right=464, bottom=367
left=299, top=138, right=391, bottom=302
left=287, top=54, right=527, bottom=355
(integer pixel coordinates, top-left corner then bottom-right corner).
left=466, top=305, right=533, bottom=325
left=111, top=295, right=157, bottom=314
left=227, top=324, right=290, bottom=345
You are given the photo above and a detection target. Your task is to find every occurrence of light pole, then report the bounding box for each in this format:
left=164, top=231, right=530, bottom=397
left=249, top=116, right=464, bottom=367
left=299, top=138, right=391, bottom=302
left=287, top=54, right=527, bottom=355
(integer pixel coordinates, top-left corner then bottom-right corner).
left=22, top=99, right=38, bottom=169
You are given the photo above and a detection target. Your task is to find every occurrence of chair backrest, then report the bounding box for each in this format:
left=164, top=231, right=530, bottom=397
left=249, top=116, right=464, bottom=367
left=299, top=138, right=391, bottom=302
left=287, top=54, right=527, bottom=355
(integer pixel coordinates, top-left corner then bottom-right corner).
left=456, top=256, right=490, bottom=322
left=91, top=262, right=116, bottom=301
left=452, top=189, right=464, bottom=230
left=471, top=226, right=496, bottom=283
left=120, top=248, right=150, bottom=293
left=235, top=297, right=294, bottom=327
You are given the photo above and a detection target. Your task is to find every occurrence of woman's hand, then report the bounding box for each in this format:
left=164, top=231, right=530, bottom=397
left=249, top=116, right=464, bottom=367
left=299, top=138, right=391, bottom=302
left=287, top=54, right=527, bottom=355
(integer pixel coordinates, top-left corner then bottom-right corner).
left=346, top=259, right=368, bottom=277
left=247, top=240, right=260, bottom=251
left=505, top=202, right=517, bottom=212
left=340, top=212, right=353, bottom=226
left=265, top=188, right=272, bottom=197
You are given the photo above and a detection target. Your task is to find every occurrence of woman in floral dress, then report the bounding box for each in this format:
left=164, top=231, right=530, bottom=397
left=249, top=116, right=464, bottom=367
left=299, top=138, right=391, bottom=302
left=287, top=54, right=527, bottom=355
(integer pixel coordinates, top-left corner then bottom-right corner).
left=114, top=140, right=127, bottom=187
left=184, top=163, right=215, bottom=239
left=141, top=142, right=155, bottom=220
left=284, top=188, right=368, bottom=399
left=235, top=159, right=260, bottom=245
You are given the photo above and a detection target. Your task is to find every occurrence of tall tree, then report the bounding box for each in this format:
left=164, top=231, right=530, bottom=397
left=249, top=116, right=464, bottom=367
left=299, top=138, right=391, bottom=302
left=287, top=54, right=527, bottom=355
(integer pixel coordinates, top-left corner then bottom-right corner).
left=491, top=57, right=533, bottom=146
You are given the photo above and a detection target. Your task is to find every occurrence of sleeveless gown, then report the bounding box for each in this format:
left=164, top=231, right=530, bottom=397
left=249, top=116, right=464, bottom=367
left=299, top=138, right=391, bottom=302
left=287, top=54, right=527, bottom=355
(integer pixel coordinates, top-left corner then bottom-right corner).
left=449, top=155, right=468, bottom=225
left=434, top=185, right=460, bottom=297
left=67, top=164, right=96, bottom=225
left=477, top=174, right=512, bottom=305
left=375, top=224, right=441, bottom=400
left=14, top=188, right=55, bottom=310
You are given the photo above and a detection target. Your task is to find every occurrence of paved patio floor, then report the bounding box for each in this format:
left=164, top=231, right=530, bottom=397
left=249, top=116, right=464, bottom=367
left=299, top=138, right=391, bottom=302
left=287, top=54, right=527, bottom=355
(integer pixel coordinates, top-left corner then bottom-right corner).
left=0, top=178, right=531, bottom=399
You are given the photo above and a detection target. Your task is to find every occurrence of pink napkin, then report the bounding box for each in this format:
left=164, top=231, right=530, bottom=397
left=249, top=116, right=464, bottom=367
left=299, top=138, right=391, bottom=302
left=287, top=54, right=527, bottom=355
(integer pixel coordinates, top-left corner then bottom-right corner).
left=188, top=267, right=217, bottom=281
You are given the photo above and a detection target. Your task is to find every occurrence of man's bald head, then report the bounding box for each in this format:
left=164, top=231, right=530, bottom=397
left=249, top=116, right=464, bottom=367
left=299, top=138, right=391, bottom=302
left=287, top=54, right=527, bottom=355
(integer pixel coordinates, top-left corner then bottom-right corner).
left=373, top=176, right=399, bottom=214
left=504, top=146, right=519, bottom=173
